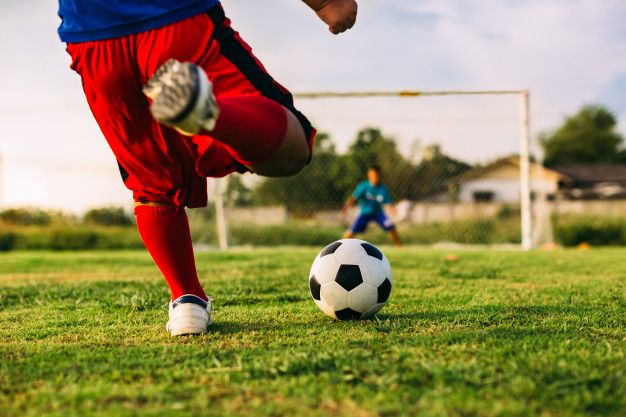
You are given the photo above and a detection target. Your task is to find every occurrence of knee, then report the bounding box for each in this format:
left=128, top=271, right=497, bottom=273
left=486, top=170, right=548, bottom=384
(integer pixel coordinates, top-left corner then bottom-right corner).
left=276, top=149, right=309, bottom=177
left=263, top=108, right=311, bottom=177
left=252, top=146, right=310, bottom=177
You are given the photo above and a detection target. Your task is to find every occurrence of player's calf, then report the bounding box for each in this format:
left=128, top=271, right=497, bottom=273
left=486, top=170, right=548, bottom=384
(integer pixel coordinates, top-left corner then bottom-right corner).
left=248, top=109, right=310, bottom=177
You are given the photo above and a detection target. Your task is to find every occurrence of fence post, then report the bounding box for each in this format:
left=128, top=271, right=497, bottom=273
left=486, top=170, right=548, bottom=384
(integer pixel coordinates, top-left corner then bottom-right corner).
left=214, top=179, right=229, bottom=250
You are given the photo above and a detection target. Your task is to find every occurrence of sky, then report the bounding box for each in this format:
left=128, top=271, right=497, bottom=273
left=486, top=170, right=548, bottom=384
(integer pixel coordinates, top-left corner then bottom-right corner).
left=0, top=0, right=625, bottom=212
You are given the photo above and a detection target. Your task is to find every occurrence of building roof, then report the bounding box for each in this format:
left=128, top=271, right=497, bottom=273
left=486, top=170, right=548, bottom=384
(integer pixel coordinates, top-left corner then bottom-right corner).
left=551, top=165, right=626, bottom=183
left=449, top=155, right=569, bottom=184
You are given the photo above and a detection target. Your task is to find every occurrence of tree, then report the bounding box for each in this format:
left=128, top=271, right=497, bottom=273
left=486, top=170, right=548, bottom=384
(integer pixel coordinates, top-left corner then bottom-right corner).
left=541, top=105, right=625, bottom=166
left=251, top=133, right=354, bottom=213
left=347, top=128, right=389, bottom=172
left=224, top=175, right=252, bottom=208
left=346, top=128, right=416, bottom=200
left=83, top=207, right=133, bottom=226
left=250, top=128, right=473, bottom=211
left=408, top=145, right=471, bottom=200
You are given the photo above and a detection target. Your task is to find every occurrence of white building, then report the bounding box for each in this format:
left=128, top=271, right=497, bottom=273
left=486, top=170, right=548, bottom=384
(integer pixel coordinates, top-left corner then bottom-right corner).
left=452, top=156, right=569, bottom=203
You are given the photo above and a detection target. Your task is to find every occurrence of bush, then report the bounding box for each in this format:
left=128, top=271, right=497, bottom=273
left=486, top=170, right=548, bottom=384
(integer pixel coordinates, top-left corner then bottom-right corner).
left=555, top=216, right=626, bottom=246
left=0, top=226, right=143, bottom=251
left=49, top=230, right=101, bottom=250
left=230, top=223, right=342, bottom=246
left=1, top=213, right=624, bottom=250
left=0, top=208, right=52, bottom=226
left=360, top=218, right=520, bottom=245
left=0, top=232, right=17, bottom=252
left=225, top=218, right=522, bottom=247
left=84, top=207, right=133, bottom=226
left=496, top=205, right=521, bottom=220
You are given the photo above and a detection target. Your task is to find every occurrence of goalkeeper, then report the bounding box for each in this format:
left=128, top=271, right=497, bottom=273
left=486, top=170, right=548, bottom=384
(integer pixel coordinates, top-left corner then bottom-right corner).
left=341, top=166, right=402, bottom=246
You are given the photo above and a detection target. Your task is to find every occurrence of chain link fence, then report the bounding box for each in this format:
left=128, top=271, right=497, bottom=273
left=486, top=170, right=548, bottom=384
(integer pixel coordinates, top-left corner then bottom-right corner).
left=197, top=91, right=542, bottom=248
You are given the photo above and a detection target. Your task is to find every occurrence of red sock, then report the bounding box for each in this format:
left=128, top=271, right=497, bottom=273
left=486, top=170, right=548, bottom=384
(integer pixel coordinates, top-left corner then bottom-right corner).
left=134, top=205, right=207, bottom=301
left=208, top=95, right=288, bottom=165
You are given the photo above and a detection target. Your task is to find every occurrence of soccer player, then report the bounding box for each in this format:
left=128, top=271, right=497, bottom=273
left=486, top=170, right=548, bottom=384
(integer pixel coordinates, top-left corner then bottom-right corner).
left=341, top=166, right=402, bottom=246
left=57, top=0, right=358, bottom=336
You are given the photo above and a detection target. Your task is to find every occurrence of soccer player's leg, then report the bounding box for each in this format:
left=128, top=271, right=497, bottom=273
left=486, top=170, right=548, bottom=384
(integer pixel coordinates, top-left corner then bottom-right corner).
left=135, top=202, right=212, bottom=335
left=388, top=229, right=403, bottom=247
left=141, top=7, right=315, bottom=178
left=375, top=211, right=402, bottom=246
left=344, top=214, right=370, bottom=238
left=66, top=41, right=212, bottom=336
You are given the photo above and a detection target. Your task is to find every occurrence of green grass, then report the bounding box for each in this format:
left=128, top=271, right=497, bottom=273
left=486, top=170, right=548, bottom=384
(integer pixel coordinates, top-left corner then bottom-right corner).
left=1, top=248, right=625, bottom=417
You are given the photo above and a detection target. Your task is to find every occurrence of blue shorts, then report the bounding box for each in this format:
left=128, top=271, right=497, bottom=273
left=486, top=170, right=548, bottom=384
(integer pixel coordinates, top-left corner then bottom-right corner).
left=350, top=211, right=396, bottom=234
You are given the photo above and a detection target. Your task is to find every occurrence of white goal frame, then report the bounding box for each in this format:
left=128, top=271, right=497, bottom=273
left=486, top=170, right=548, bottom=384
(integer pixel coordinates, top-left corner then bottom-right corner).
left=214, top=89, right=533, bottom=251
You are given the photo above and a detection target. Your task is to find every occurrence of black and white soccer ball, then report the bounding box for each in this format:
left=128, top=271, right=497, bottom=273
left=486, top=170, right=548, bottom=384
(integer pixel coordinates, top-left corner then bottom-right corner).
left=309, top=239, right=392, bottom=320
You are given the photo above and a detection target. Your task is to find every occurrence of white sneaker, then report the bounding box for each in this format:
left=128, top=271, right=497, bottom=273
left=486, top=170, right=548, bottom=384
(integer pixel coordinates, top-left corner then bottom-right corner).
left=166, top=294, right=212, bottom=337
left=143, top=59, right=220, bottom=136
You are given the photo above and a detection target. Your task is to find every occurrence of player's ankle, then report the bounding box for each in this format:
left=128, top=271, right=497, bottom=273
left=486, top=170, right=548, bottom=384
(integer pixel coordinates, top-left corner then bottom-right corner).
left=172, top=292, right=208, bottom=303
left=171, top=293, right=209, bottom=304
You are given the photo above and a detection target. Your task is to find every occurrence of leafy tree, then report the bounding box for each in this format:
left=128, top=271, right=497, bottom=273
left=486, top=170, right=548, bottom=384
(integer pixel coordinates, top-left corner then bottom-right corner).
left=251, top=133, right=354, bottom=213
left=541, top=105, right=625, bottom=166
left=347, top=128, right=388, bottom=172
left=251, top=128, right=473, bottom=211
left=84, top=207, right=133, bottom=226
left=346, top=128, right=416, bottom=200
left=408, top=146, right=471, bottom=200
left=346, top=131, right=470, bottom=201
left=224, top=175, right=252, bottom=208
left=0, top=208, right=52, bottom=226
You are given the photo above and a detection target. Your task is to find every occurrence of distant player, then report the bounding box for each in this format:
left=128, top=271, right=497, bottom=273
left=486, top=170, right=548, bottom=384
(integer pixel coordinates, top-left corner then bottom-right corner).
left=58, top=0, right=358, bottom=336
left=341, top=166, right=402, bottom=246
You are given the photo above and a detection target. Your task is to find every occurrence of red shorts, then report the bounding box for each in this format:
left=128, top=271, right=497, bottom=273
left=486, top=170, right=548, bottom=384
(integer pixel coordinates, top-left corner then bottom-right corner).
left=67, top=6, right=314, bottom=208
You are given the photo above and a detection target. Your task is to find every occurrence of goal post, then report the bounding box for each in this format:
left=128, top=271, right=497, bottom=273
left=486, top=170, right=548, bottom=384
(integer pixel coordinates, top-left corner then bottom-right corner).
left=213, top=89, right=536, bottom=250
left=518, top=91, right=532, bottom=250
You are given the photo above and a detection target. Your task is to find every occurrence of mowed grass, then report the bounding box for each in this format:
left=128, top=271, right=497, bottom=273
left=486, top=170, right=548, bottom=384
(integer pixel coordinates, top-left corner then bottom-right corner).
left=0, top=248, right=625, bottom=417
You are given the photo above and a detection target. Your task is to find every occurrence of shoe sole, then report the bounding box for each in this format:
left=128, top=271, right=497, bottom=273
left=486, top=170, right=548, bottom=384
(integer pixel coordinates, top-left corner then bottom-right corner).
left=148, top=62, right=215, bottom=136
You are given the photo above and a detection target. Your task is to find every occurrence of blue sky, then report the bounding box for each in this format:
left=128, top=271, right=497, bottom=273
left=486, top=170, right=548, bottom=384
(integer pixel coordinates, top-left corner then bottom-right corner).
left=0, top=0, right=625, bottom=211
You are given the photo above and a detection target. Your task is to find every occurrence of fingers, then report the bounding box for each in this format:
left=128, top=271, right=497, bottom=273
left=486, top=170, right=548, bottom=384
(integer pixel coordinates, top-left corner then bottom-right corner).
left=348, top=2, right=358, bottom=29
left=329, top=2, right=358, bottom=34
left=328, top=18, right=354, bottom=34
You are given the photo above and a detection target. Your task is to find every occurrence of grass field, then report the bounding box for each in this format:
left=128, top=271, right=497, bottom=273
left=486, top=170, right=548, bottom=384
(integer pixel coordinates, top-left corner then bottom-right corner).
left=1, top=247, right=625, bottom=417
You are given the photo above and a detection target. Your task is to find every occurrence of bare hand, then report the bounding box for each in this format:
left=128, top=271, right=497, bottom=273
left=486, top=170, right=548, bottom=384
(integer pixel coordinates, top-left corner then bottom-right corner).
left=316, top=0, right=358, bottom=34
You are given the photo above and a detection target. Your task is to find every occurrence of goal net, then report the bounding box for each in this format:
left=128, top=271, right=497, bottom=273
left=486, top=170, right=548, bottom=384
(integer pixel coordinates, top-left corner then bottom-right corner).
left=201, top=90, right=546, bottom=250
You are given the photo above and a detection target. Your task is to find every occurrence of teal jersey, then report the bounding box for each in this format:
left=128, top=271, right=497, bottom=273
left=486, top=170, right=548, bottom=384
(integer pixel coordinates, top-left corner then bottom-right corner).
left=352, top=181, right=392, bottom=215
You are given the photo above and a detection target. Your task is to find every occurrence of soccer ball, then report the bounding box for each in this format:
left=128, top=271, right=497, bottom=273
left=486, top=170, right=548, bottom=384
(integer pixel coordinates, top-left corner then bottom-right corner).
left=309, top=239, right=392, bottom=320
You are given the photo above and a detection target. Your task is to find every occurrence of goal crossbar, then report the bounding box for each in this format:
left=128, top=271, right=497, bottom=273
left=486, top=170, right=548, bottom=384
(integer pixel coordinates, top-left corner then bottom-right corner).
left=294, top=89, right=528, bottom=99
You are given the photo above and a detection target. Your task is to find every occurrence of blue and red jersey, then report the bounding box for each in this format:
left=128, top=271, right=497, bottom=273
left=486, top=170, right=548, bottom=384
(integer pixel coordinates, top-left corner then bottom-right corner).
left=58, top=0, right=220, bottom=43
left=352, top=180, right=392, bottom=215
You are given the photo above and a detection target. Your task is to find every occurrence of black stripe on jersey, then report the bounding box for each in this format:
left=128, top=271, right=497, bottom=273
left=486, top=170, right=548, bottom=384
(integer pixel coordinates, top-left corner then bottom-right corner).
left=206, top=6, right=314, bottom=142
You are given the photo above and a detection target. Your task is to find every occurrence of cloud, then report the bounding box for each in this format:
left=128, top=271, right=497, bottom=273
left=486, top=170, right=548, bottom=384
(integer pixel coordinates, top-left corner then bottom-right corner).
left=0, top=0, right=624, bottom=210
left=600, top=74, right=626, bottom=136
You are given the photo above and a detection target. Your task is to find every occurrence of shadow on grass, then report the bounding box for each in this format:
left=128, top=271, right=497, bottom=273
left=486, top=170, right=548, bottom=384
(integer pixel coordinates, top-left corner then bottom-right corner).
left=371, top=303, right=623, bottom=342
left=209, top=303, right=621, bottom=337
left=378, top=303, right=605, bottom=322
left=208, top=320, right=272, bottom=334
